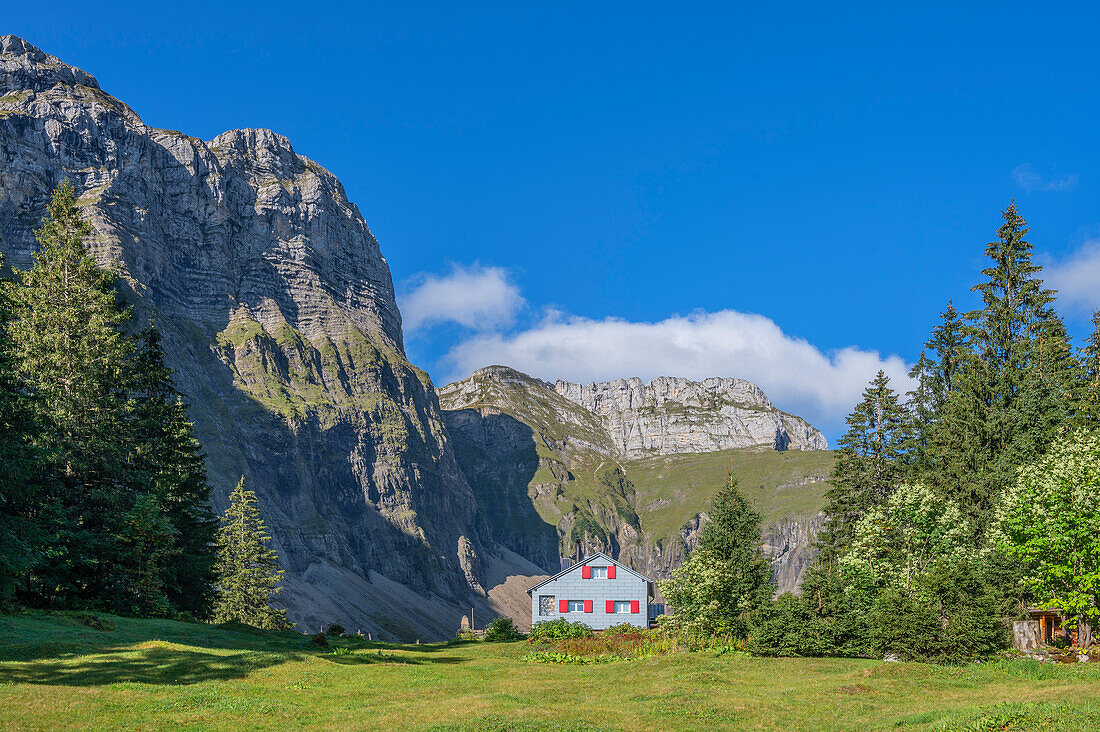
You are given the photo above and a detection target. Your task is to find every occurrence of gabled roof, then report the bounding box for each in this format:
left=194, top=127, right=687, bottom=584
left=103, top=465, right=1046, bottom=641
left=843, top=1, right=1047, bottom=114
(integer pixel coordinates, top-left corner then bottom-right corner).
left=525, top=551, right=652, bottom=594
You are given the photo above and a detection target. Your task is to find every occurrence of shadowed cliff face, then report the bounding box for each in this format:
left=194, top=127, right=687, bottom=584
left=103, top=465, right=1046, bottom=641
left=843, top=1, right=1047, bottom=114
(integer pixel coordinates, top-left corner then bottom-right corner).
left=0, top=35, right=547, bottom=640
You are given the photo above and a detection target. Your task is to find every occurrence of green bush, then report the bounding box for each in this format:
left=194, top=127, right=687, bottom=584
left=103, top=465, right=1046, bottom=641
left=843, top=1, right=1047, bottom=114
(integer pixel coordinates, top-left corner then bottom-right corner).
left=750, top=594, right=837, bottom=657
left=484, top=616, right=525, bottom=642
left=869, top=588, right=943, bottom=661
left=604, top=622, right=645, bottom=635
left=869, top=563, right=1008, bottom=664
left=309, top=632, right=329, bottom=648
left=326, top=623, right=345, bottom=637
left=528, top=619, right=594, bottom=641
left=748, top=565, right=870, bottom=659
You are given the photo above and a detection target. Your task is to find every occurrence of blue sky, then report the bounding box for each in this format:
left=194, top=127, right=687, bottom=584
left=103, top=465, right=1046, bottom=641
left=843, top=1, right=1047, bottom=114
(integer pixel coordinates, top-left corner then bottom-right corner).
left=8, top=2, right=1100, bottom=440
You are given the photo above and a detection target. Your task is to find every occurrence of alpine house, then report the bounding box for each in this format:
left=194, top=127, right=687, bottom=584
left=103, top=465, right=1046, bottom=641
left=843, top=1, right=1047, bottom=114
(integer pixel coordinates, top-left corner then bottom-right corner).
left=526, top=552, right=654, bottom=630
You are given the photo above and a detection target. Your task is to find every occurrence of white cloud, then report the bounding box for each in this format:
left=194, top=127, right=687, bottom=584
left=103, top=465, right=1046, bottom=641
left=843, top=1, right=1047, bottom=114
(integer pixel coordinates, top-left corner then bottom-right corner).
left=443, top=309, right=913, bottom=432
left=1012, top=163, right=1078, bottom=192
left=1045, top=239, right=1100, bottom=312
left=399, top=264, right=525, bottom=334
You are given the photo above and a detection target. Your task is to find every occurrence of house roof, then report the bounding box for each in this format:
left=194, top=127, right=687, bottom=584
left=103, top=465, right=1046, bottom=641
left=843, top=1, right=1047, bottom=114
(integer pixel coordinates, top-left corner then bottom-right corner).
left=525, top=551, right=652, bottom=594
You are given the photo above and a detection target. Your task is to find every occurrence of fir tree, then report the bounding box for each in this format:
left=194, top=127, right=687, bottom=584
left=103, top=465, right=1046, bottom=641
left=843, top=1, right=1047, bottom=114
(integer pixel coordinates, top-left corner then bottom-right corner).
left=119, top=493, right=177, bottom=616
left=907, top=302, right=966, bottom=472
left=3, top=182, right=216, bottom=616
left=212, top=478, right=289, bottom=630
left=660, top=472, right=773, bottom=635
left=818, top=371, right=912, bottom=558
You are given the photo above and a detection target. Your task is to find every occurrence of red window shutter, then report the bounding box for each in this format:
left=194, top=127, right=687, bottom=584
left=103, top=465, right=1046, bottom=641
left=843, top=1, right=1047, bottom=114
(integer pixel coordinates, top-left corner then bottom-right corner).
left=584, top=600, right=593, bottom=613
left=631, top=600, right=640, bottom=614
left=559, top=599, right=569, bottom=613
left=606, top=600, right=615, bottom=613
left=581, top=565, right=591, bottom=579
left=608, top=565, right=616, bottom=579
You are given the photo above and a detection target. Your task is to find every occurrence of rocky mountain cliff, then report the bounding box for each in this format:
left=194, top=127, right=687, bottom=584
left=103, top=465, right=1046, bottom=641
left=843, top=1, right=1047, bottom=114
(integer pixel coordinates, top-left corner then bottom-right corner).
left=555, top=376, right=828, bottom=457
left=439, top=366, right=833, bottom=593
left=0, top=36, right=543, bottom=640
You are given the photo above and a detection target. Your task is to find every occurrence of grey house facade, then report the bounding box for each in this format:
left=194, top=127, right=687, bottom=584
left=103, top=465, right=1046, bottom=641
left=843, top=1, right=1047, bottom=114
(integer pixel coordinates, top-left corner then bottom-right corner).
left=527, top=552, right=653, bottom=630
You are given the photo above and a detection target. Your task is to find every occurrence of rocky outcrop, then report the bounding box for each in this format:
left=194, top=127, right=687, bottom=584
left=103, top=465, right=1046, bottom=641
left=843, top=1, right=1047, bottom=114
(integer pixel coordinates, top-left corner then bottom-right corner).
left=555, top=376, right=828, bottom=457
left=0, top=35, right=544, bottom=640
left=761, top=513, right=825, bottom=594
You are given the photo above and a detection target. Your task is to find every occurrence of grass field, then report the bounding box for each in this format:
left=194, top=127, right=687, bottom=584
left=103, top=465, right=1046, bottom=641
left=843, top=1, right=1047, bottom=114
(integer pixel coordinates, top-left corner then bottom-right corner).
left=2, top=613, right=1100, bottom=731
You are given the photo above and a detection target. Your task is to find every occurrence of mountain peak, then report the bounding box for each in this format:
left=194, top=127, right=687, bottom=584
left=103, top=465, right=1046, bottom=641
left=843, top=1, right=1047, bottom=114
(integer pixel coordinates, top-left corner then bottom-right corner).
left=0, top=35, right=100, bottom=94
left=554, top=373, right=828, bottom=455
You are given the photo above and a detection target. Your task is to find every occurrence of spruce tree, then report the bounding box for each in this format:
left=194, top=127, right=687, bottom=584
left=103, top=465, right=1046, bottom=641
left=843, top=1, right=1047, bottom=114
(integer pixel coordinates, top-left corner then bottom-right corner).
left=1074, top=310, right=1100, bottom=429
left=0, top=250, right=45, bottom=607
left=119, top=493, right=177, bottom=616
left=660, top=472, right=773, bottom=635
left=3, top=182, right=216, bottom=616
left=696, top=471, right=775, bottom=610
left=130, top=326, right=217, bottom=615
left=6, top=181, right=138, bottom=606
left=922, top=203, right=1077, bottom=533
left=818, top=371, right=912, bottom=558
left=907, top=302, right=966, bottom=473
left=212, top=478, right=289, bottom=630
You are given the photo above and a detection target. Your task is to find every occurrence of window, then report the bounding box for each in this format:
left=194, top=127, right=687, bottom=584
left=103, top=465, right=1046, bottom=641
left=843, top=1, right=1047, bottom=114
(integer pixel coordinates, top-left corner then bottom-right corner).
left=568, top=600, right=585, bottom=612
left=590, top=566, right=608, bottom=579
left=539, top=595, right=555, bottom=616
left=613, top=601, right=631, bottom=614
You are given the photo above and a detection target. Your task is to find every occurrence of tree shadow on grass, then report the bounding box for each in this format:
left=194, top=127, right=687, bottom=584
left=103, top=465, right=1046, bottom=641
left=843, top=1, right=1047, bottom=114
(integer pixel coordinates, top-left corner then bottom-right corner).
left=0, top=612, right=472, bottom=686
left=0, top=646, right=301, bottom=686
left=324, top=651, right=465, bottom=666
left=0, top=643, right=468, bottom=686
left=0, top=642, right=472, bottom=687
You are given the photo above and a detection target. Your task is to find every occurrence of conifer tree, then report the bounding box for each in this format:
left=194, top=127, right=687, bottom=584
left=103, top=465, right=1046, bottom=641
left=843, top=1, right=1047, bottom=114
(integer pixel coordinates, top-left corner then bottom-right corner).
left=212, top=478, right=289, bottom=630
left=660, top=472, right=773, bottom=635
left=907, top=302, right=966, bottom=472
left=696, top=472, right=775, bottom=608
left=119, top=493, right=177, bottom=616
left=0, top=250, right=44, bottom=607
left=1074, top=310, right=1100, bottom=430
left=921, top=203, right=1077, bottom=533
left=3, top=182, right=217, bottom=616
left=130, top=326, right=217, bottom=615
left=818, top=371, right=912, bottom=558
left=6, top=180, right=138, bottom=605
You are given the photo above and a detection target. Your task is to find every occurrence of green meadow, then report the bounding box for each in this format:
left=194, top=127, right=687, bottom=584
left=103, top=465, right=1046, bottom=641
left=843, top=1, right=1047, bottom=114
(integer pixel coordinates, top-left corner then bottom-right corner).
left=2, top=612, right=1099, bottom=731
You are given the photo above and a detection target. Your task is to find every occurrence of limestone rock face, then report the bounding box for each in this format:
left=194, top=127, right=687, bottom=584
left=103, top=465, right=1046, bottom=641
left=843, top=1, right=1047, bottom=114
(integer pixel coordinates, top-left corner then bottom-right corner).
left=0, top=35, right=541, bottom=640
left=555, top=377, right=828, bottom=457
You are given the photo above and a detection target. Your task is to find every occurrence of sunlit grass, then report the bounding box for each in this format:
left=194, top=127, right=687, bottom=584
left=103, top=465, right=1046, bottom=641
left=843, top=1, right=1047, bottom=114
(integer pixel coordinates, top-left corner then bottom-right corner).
left=2, top=612, right=1098, bottom=730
